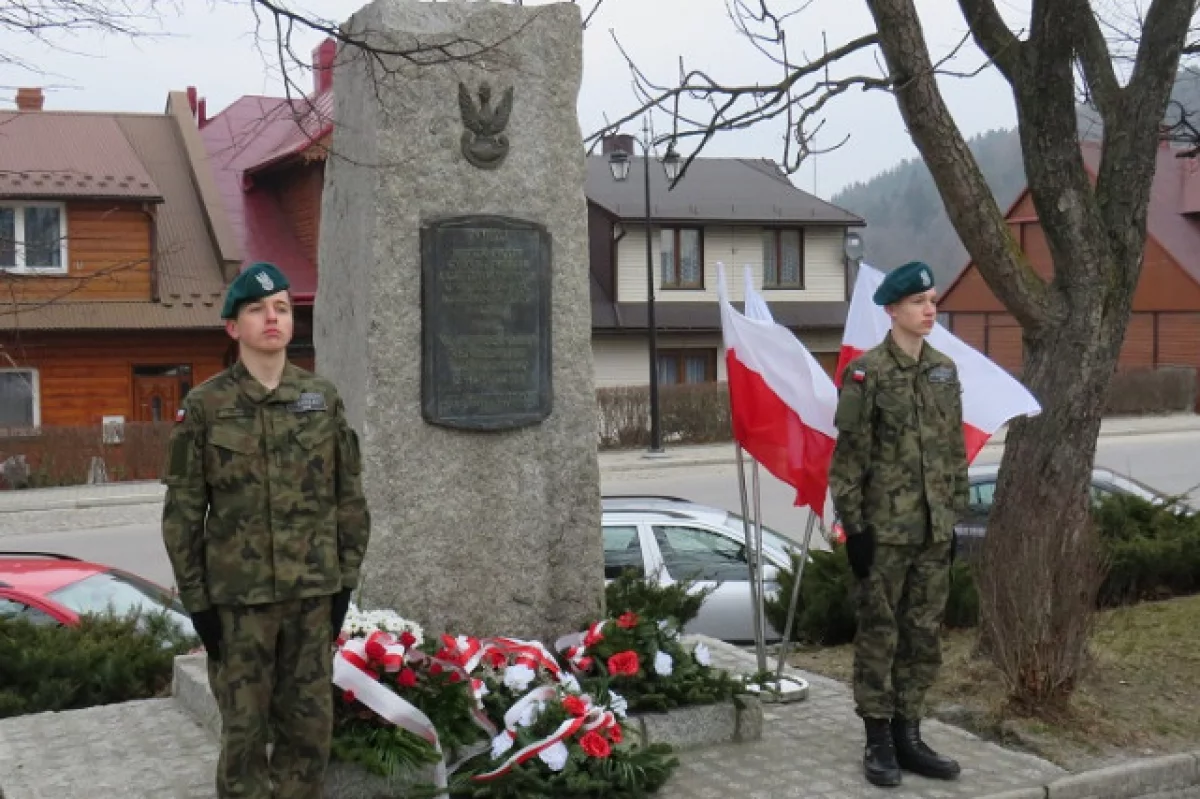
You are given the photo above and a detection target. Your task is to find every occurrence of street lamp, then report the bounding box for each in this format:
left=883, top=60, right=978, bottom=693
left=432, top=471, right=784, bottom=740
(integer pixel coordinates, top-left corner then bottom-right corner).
left=843, top=230, right=864, bottom=299
left=608, top=118, right=680, bottom=456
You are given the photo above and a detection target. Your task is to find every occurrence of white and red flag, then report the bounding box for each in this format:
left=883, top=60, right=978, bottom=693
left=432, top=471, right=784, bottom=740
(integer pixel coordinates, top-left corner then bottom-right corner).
left=717, top=264, right=838, bottom=517
left=836, top=263, right=1041, bottom=461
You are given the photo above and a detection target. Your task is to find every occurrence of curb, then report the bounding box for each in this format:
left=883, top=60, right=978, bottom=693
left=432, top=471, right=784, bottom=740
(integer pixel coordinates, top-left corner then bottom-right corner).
left=977, top=750, right=1200, bottom=799
left=0, top=492, right=165, bottom=513
left=600, top=416, right=1200, bottom=475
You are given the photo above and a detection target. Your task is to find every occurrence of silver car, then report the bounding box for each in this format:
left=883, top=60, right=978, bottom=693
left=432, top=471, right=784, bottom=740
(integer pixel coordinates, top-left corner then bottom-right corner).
left=601, top=495, right=805, bottom=643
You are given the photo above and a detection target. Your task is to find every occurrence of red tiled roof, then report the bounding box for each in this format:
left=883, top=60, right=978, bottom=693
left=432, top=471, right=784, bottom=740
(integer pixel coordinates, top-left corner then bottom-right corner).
left=245, top=90, right=333, bottom=176
left=0, top=111, right=162, bottom=200
left=198, top=94, right=327, bottom=301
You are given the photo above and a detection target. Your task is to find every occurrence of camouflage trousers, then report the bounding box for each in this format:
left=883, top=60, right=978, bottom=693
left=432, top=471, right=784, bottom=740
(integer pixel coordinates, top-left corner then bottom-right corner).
left=206, top=595, right=334, bottom=799
left=852, top=539, right=951, bottom=720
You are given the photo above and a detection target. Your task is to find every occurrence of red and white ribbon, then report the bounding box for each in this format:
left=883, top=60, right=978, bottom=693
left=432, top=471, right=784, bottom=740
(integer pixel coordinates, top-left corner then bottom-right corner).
left=332, top=642, right=449, bottom=798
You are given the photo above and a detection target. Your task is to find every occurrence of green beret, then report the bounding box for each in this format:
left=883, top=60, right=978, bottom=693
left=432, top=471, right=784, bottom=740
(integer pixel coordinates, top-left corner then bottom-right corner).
left=872, top=261, right=935, bottom=306
left=221, top=262, right=291, bottom=319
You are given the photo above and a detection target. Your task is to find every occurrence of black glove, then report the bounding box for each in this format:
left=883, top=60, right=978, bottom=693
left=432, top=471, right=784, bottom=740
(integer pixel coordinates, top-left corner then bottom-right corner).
left=191, top=609, right=222, bottom=662
left=331, top=588, right=354, bottom=637
left=844, top=528, right=876, bottom=580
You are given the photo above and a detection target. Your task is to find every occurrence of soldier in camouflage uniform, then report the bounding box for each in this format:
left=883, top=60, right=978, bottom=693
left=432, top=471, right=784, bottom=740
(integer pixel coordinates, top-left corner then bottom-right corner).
left=162, top=262, right=371, bottom=799
left=830, top=261, right=967, bottom=788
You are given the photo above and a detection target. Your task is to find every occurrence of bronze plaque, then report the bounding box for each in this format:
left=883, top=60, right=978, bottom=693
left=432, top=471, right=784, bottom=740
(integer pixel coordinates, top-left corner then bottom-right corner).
left=421, top=215, right=552, bottom=431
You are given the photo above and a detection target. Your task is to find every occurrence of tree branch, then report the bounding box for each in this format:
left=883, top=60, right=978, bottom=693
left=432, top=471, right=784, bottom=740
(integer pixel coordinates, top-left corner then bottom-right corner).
left=956, top=0, right=1023, bottom=82
left=867, top=0, right=1052, bottom=330
left=1069, top=0, right=1122, bottom=121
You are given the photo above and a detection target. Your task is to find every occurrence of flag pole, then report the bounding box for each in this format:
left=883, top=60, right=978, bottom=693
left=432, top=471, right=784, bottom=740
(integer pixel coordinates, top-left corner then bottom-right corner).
left=751, top=461, right=769, bottom=669
left=775, top=510, right=818, bottom=683
left=734, top=444, right=767, bottom=674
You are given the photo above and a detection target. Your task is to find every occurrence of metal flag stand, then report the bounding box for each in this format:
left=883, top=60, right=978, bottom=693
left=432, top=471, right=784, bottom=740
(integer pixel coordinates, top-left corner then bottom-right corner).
left=734, top=443, right=813, bottom=704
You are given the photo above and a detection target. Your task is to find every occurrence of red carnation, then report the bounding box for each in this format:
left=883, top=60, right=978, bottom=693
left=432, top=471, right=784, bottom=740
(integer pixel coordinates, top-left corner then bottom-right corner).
left=429, top=662, right=444, bottom=676
left=365, top=638, right=387, bottom=661
left=616, top=612, right=639, bottom=629
left=449, top=671, right=463, bottom=684
left=397, top=668, right=418, bottom=688
left=608, top=724, right=623, bottom=744
left=399, top=631, right=417, bottom=648
left=579, top=731, right=611, bottom=758
left=562, top=695, right=588, bottom=717
left=576, top=656, right=593, bottom=672
left=606, top=650, right=640, bottom=677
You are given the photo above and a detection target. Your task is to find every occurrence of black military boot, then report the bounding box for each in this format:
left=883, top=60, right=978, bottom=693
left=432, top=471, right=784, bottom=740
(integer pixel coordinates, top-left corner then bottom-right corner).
left=862, top=718, right=902, bottom=787
left=891, top=717, right=961, bottom=780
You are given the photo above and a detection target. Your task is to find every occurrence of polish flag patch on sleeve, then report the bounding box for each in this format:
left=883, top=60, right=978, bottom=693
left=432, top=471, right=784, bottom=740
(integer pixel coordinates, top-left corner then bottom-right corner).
left=175, top=408, right=187, bottom=423
left=851, top=368, right=866, bottom=383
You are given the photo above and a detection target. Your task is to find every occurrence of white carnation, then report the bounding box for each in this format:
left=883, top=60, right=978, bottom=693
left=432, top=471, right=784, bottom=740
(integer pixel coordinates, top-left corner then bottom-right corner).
left=538, top=741, right=570, bottom=772
left=491, top=732, right=514, bottom=760
left=504, top=663, right=536, bottom=692
left=654, top=650, right=674, bottom=676
left=607, top=690, right=628, bottom=718
left=693, top=643, right=712, bottom=667
left=558, top=673, right=581, bottom=694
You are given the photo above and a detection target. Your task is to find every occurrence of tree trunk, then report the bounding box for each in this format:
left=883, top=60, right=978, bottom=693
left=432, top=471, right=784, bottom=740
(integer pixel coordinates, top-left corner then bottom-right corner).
left=979, top=304, right=1119, bottom=708
left=865, top=0, right=1194, bottom=707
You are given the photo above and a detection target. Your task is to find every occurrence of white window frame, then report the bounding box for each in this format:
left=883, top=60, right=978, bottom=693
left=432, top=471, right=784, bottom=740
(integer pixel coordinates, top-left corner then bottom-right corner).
left=0, top=368, right=41, bottom=430
left=0, top=201, right=69, bottom=274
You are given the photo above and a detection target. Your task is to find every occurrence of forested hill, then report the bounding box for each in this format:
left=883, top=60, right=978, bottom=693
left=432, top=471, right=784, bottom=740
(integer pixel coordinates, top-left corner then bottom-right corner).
left=830, top=70, right=1200, bottom=287
left=830, top=128, right=1026, bottom=288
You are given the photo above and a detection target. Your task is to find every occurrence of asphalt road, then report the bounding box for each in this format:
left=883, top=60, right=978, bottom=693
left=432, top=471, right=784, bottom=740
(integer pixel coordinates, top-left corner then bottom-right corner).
left=4, top=430, right=1198, bottom=592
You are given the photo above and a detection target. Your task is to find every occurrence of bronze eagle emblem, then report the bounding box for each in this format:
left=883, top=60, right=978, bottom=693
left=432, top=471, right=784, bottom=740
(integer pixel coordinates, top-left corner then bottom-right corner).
left=458, top=81, right=514, bottom=170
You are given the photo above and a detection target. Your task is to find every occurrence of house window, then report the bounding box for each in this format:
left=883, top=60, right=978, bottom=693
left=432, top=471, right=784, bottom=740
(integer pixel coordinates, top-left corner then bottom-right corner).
left=0, top=369, right=39, bottom=429
left=0, top=203, right=67, bottom=273
left=762, top=229, right=804, bottom=288
left=660, top=228, right=703, bottom=289
left=657, top=349, right=717, bottom=385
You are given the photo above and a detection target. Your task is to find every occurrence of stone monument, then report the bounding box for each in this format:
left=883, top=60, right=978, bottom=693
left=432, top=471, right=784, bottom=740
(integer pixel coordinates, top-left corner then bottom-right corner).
left=315, top=0, right=603, bottom=642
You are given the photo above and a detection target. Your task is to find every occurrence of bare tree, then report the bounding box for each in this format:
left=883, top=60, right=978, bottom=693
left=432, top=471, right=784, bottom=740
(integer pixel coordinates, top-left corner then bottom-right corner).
left=596, top=0, right=1197, bottom=709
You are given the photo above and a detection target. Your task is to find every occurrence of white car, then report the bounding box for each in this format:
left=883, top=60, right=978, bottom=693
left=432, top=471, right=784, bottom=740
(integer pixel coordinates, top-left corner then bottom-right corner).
left=601, top=495, right=806, bottom=643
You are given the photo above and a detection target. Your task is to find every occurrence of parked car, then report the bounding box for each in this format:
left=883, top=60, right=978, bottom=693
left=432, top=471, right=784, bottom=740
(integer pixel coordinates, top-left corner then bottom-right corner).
left=601, top=495, right=806, bottom=643
left=0, top=551, right=195, bottom=638
left=829, top=463, right=1195, bottom=555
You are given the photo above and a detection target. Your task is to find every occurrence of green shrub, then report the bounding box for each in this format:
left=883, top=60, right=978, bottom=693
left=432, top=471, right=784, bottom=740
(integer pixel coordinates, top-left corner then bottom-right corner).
left=1093, top=494, right=1200, bottom=605
left=764, top=548, right=858, bottom=646
left=764, top=549, right=982, bottom=643
left=944, top=562, right=980, bottom=628
left=0, top=611, right=196, bottom=718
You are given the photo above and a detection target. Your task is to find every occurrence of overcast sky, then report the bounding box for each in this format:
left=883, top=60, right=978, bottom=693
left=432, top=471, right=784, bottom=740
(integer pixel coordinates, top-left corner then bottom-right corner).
left=0, top=0, right=1026, bottom=199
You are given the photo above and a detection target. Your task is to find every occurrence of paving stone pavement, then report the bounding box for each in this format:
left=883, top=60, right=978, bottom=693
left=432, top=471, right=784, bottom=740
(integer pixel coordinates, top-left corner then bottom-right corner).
left=0, top=638, right=1066, bottom=799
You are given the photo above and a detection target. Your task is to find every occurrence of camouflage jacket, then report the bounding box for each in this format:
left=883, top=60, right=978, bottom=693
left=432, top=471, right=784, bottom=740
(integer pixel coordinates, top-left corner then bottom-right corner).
left=161, top=361, right=371, bottom=612
left=829, top=333, right=969, bottom=546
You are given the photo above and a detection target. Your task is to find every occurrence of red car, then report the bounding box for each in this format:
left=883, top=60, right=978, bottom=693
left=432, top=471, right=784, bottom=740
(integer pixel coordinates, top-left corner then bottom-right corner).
left=0, top=551, right=195, bottom=637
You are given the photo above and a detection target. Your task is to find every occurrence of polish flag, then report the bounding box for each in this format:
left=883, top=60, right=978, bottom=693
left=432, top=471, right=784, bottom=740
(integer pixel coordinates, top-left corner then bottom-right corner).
left=836, top=263, right=1041, bottom=461
left=718, top=264, right=838, bottom=517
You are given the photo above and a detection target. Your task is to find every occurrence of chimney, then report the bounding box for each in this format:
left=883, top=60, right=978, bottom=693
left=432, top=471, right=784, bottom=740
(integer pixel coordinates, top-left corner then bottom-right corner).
left=15, top=88, right=44, bottom=112
left=601, top=134, right=635, bottom=156
left=197, top=98, right=208, bottom=128
left=313, top=38, right=336, bottom=95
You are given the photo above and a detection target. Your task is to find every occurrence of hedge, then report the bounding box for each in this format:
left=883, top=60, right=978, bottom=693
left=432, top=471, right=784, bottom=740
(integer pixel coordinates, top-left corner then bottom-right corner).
left=0, top=611, right=196, bottom=718
left=764, top=494, right=1199, bottom=643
